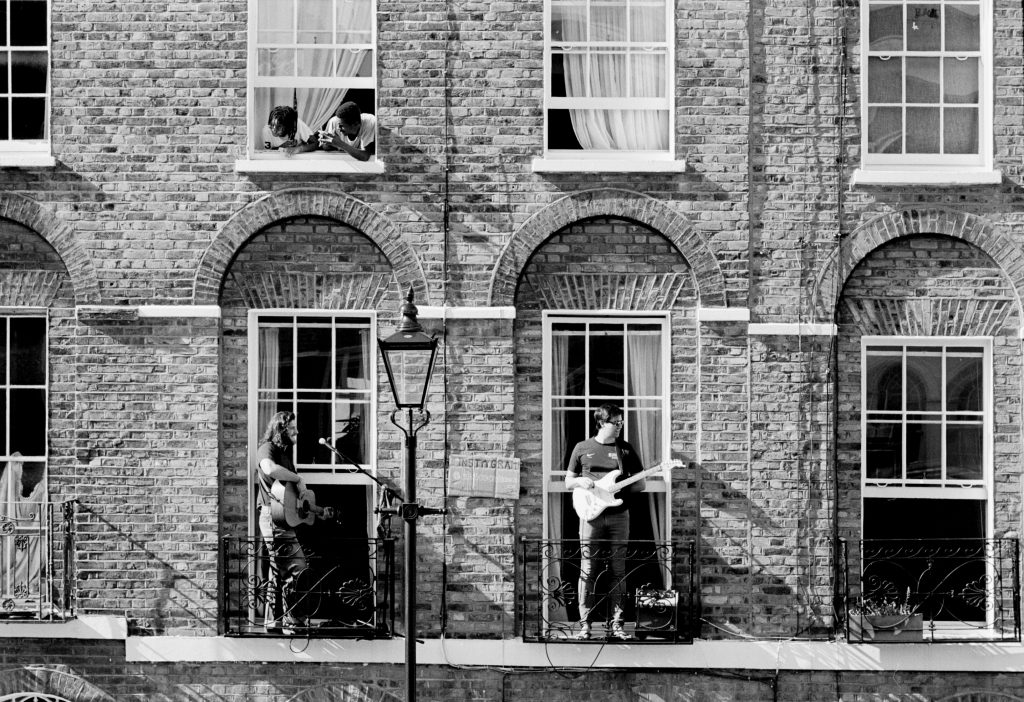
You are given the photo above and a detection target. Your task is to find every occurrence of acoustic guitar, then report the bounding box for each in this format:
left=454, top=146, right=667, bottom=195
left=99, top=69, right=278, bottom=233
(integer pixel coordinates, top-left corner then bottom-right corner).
left=270, top=480, right=334, bottom=528
left=572, top=459, right=684, bottom=522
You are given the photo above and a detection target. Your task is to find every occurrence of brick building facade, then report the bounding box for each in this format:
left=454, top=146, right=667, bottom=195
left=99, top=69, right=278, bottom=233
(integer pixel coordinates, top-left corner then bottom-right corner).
left=2, top=0, right=1024, bottom=700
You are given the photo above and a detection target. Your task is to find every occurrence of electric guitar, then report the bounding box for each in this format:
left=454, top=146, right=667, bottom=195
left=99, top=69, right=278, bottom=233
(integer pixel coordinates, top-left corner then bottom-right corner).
left=270, top=480, right=335, bottom=528
left=572, top=459, right=684, bottom=522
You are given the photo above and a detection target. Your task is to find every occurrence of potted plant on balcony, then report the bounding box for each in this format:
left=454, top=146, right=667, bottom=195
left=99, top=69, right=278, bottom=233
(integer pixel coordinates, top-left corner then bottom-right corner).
left=848, top=588, right=924, bottom=642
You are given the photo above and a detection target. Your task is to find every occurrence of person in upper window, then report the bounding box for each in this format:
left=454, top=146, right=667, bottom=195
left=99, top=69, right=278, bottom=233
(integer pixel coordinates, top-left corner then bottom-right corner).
left=262, top=105, right=318, bottom=154
left=318, top=101, right=377, bottom=161
left=565, top=403, right=646, bottom=641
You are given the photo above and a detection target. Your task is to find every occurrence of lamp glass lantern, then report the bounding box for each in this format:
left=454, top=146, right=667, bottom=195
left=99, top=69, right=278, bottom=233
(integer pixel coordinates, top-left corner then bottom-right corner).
left=378, top=292, right=438, bottom=410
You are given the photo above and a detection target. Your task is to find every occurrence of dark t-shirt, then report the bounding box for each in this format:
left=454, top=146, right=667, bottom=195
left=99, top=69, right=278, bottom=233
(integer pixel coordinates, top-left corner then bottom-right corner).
left=567, top=437, right=644, bottom=516
left=255, top=440, right=294, bottom=507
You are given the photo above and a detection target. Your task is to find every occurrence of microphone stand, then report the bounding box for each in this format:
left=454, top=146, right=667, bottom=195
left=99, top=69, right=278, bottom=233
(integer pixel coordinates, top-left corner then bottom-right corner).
left=318, top=438, right=399, bottom=539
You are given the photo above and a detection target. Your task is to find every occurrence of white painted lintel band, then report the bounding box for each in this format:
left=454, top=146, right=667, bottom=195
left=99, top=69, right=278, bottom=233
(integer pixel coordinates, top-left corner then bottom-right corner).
left=418, top=306, right=516, bottom=320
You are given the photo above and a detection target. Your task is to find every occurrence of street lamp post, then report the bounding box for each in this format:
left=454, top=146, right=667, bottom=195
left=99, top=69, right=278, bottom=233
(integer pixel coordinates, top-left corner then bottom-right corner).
left=378, top=289, right=442, bottom=702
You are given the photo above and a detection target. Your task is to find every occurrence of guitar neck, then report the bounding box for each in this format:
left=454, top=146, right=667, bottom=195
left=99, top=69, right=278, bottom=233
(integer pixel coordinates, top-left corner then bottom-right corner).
left=608, top=460, right=681, bottom=495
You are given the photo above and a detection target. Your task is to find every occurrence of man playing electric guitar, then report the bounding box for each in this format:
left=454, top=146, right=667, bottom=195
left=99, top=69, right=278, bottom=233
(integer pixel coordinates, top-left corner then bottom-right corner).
left=565, top=403, right=645, bottom=641
left=255, top=410, right=329, bottom=634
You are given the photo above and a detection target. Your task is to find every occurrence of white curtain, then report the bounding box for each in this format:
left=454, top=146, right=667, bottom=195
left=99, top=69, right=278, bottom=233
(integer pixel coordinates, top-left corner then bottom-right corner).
left=559, top=2, right=668, bottom=150
left=547, top=334, right=570, bottom=623
left=258, top=328, right=281, bottom=435
left=0, top=453, right=45, bottom=606
left=256, top=0, right=372, bottom=138
left=627, top=331, right=668, bottom=587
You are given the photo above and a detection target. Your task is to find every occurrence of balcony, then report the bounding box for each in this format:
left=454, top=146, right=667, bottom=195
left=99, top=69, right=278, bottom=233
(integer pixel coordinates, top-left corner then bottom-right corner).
left=0, top=499, right=77, bottom=621
left=221, top=535, right=396, bottom=638
left=840, top=538, right=1021, bottom=643
left=520, top=539, right=695, bottom=643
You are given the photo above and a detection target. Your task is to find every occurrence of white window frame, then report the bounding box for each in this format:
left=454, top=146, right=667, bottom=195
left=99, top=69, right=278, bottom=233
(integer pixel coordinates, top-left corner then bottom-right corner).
left=534, top=0, right=683, bottom=173
left=246, top=309, right=379, bottom=542
left=0, top=0, right=53, bottom=168
left=854, top=0, right=998, bottom=186
left=237, top=0, right=384, bottom=174
left=860, top=336, right=995, bottom=630
left=541, top=311, right=672, bottom=543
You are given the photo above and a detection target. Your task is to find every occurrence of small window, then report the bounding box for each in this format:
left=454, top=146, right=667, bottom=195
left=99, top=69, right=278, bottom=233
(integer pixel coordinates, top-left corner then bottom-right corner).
left=244, top=0, right=379, bottom=170
left=859, top=1, right=994, bottom=180
left=541, top=0, right=675, bottom=166
left=0, top=0, right=51, bottom=165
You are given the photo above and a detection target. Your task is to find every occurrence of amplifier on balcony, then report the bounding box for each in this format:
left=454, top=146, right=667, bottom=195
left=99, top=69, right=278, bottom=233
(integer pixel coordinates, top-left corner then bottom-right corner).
left=634, top=588, right=678, bottom=641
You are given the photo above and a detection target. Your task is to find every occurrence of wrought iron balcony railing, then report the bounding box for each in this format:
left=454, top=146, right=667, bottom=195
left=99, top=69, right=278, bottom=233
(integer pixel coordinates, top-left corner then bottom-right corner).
left=840, top=538, right=1021, bottom=643
left=520, top=538, right=695, bottom=643
left=221, top=535, right=395, bottom=638
left=0, top=499, right=77, bottom=621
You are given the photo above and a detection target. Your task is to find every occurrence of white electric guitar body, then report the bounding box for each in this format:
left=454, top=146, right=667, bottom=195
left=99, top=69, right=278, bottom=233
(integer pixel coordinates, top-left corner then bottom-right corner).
left=572, top=459, right=684, bottom=522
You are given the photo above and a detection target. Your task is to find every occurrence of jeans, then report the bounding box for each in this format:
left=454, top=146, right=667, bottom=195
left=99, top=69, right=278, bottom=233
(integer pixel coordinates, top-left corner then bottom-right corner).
left=577, top=510, right=630, bottom=626
left=259, top=507, right=308, bottom=624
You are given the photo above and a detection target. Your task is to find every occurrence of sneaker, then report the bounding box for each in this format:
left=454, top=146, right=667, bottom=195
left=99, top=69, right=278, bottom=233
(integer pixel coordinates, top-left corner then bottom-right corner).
left=574, top=623, right=592, bottom=640
left=264, top=620, right=282, bottom=634
left=609, top=624, right=633, bottom=641
left=282, top=617, right=306, bottom=635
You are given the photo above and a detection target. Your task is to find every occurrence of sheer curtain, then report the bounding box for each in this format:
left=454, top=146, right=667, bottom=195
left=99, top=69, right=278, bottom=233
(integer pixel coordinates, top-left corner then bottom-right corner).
left=560, top=2, right=668, bottom=150
left=257, top=328, right=281, bottom=436
left=0, top=453, right=45, bottom=605
left=627, top=331, right=668, bottom=587
left=547, top=334, right=570, bottom=622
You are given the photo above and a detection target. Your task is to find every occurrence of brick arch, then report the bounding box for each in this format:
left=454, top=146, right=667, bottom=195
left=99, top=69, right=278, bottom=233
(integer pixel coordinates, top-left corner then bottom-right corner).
left=0, top=193, right=99, bottom=304
left=487, top=188, right=727, bottom=307
left=286, top=682, right=400, bottom=702
left=812, top=207, right=1024, bottom=321
left=194, top=188, right=429, bottom=305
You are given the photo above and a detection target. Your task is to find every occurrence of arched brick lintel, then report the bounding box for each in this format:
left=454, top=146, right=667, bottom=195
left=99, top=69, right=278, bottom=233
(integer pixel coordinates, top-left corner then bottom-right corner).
left=812, top=208, right=1024, bottom=321
left=0, top=193, right=99, bottom=304
left=193, top=188, right=430, bottom=306
left=487, top=188, right=728, bottom=307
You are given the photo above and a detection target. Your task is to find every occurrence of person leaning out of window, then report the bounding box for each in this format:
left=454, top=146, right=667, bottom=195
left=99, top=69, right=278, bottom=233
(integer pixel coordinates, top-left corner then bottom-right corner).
left=317, top=101, right=376, bottom=161
left=262, top=105, right=319, bottom=155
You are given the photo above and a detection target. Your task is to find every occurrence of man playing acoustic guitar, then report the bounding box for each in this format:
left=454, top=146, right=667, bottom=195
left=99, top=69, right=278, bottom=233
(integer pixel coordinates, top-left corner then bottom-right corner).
left=565, top=403, right=646, bottom=641
left=256, top=410, right=311, bottom=634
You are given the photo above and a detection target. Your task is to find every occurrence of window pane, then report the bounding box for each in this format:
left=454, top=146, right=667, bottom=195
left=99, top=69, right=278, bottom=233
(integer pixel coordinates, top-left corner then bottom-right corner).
left=0, top=321, right=6, bottom=385
left=630, top=2, right=664, bottom=42
left=338, top=0, right=373, bottom=40
left=869, top=4, right=904, bottom=51
left=866, top=423, right=901, bottom=479
left=946, top=4, right=980, bottom=52
left=866, top=355, right=902, bottom=411
left=904, top=352, right=941, bottom=411
left=589, top=328, right=624, bottom=396
left=905, top=106, right=940, bottom=152
left=564, top=334, right=586, bottom=395
left=296, top=327, right=332, bottom=390
left=10, top=317, right=44, bottom=385
left=297, top=0, right=332, bottom=44
left=296, top=48, right=335, bottom=77
left=947, top=424, right=982, bottom=480
left=11, top=97, right=44, bottom=140
left=867, top=106, right=903, bottom=154
left=9, top=388, right=44, bottom=455
left=258, top=0, right=295, bottom=42
left=0, top=53, right=7, bottom=92
left=258, top=327, right=293, bottom=390
left=259, top=48, right=296, bottom=77
left=0, top=395, right=5, bottom=454
left=551, top=3, right=586, bottom=42
left=906, top=57, right=939, bottom=103
left=946, top=354, right=982, bottom=411
left=296, top=400, right=331, bottom=465
left=332, top=400, right=368, bottom=465
left=590, top=52, right=627, bottom=97
left=944, top=57, right=978, bottom=104
left=10, top=1, right=45, bottom=47
left=11, top=51, right=46, bottom=93
left=336, top=327, right=369, bottom=389
left=592, top=1, right=626, bottom=41
left=943, top=107, right=978, bottom=155
left=630, top=53, right=666, bottom=98
left=868, top=57, right=902, bottom=103
left=906, top=4, right=941, bottom=51
left=906, top=421, right=941, bottom=479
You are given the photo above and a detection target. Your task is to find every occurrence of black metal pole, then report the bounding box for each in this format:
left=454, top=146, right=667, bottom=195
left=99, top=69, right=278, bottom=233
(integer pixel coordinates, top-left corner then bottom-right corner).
left=404, top=407, right=417, bottom=702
